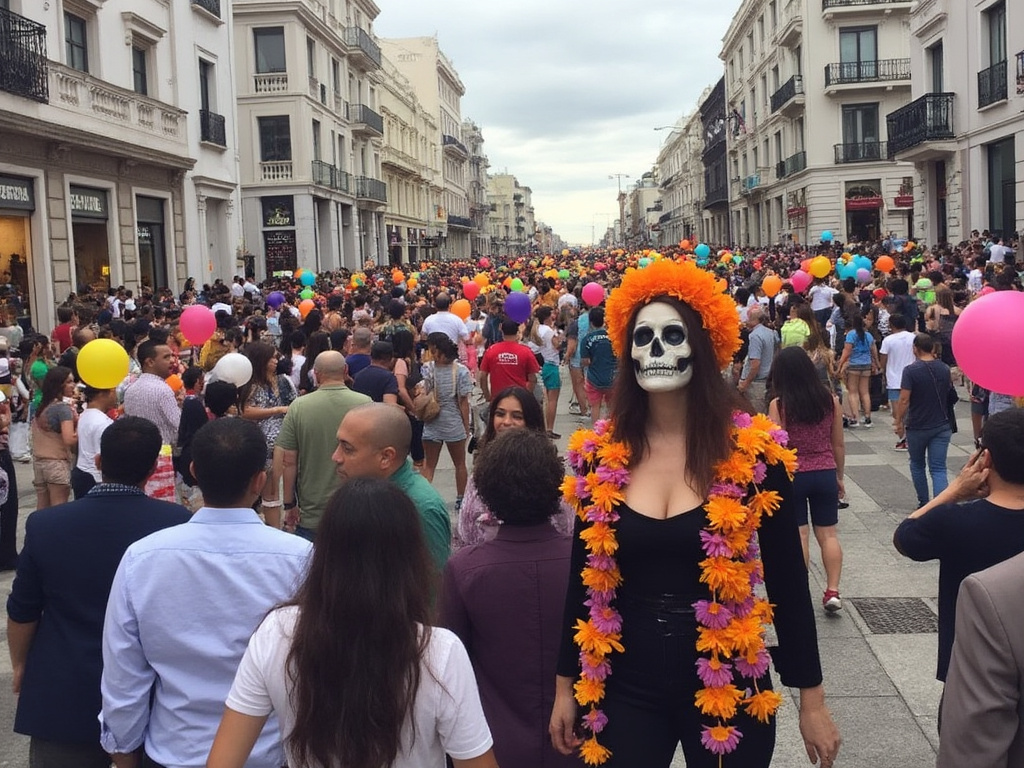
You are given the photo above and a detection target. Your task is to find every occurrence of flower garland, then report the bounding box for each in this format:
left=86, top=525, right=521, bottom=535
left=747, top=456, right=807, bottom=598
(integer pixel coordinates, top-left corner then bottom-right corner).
left=562, top=412, right=798, bottom=765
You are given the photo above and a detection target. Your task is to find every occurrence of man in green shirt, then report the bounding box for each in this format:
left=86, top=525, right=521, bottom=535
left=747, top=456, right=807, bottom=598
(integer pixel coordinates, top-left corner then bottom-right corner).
left=277, top=351, right=371, bottom=539
left=333, top=402, right=451, bottom=571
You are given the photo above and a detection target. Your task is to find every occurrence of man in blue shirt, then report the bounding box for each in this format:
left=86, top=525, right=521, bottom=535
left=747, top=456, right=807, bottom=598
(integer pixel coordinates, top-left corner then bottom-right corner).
left=100, top=418, right=312, bottom=768
left=580, top=307, right=617, bottom=423
left=7, top=418, right=190, bottom=768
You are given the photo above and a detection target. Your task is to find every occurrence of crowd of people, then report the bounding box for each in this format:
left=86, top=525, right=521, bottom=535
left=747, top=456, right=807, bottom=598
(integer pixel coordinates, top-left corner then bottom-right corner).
left=2, top=227, right=1023, bottom=768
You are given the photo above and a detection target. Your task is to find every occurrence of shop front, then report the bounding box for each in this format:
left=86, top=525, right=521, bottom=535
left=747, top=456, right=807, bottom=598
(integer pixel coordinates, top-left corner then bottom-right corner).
left=70, top=185, right=112, bottom=294
left=845, top=181, right=882, bottom=243
left=136, top=195, right=169, bottom=292
left=0, top=173, right=37, bottom=328
left=261, top=196, right=297, bottom=277
left=386, top=224, right=403, bottom=266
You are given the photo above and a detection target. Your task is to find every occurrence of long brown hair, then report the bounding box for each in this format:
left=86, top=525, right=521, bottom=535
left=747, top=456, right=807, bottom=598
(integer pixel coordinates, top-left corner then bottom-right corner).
left=284, top=478, right=435, bottom=768
left=610, top=296, right=745, bottom=494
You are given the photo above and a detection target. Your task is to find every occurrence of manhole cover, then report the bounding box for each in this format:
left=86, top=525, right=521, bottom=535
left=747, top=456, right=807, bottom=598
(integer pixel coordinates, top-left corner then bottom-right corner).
left=849, top=597, right=938, bottom=634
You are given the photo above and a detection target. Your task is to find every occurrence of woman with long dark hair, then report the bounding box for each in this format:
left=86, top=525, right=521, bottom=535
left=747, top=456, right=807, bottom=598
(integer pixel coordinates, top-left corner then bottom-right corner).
left=769, top=347, right=846, bottom=612
left=836, top=311, right=880, bottom=427
left=392, top=328, right=424, bottom=468
left=525, top=305, right=563, bottom=438
left=31, top=365, right=77, bottom=509
left=549, top=261, right=839, bottom=767
left=297, top=331, right=331, bottom=394
left=208, top=478, right=499, bottom=768
left=420, top=332, right=473, bottom=506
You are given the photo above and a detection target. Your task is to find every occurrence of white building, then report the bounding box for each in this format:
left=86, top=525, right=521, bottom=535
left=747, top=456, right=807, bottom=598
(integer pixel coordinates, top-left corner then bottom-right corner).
left=380, top=37, right=470, bottom=261
left=890, top=0, right=1022, bottom=245
left=463, top=119, right=491, bottom=257
left=0, top=0, right=241, bottom=332
left=234, top=0, right=387, bottom=277
left=720, top=0, right=917, bottom=247
left=487, top=174, right=535, bottom=256
left=624, top=171, right=661, bottom=249
left=655, top=108, right=706, bottom=247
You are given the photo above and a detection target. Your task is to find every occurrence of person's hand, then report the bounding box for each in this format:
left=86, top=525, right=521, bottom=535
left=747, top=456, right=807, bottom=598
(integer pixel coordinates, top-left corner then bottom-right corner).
left=283, top=506, right=300, bottom=533
left=12, top=665, right=23, bottom=695
left=277, top=405, right=288, bottom=416
left=798, top=695, right=841, bottom=765
left=549, top=684, right=581, bottom=756
left=948, top=449, right=990, bottom=502
left=837, top=478, right=845, bottom=500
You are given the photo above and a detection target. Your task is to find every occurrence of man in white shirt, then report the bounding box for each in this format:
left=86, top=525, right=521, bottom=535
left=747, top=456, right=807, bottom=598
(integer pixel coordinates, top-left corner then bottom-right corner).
left=987, top=237, right=1009, bottom=265
left=229, top=277, right=245, bottom=299
left=879, top=313, right=916, bottom=448
left=421, top=293, right=469, bottom=345
left=967, top=257, right=985, bottom=295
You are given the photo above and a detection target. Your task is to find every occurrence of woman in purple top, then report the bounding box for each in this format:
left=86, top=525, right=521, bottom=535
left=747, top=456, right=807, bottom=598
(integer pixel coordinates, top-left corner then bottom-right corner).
left=441, top=428, right=583, bottom=768
left=769, top=346, right=847, bottom=613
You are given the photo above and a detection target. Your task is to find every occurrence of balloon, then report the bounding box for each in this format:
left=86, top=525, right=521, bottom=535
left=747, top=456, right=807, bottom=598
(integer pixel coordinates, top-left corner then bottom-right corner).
left=462, top=281, right=480, bottom=301
left=478, top=257, right=490, bottom=268
left=952, top=292, right=1024, bottom=396
left=762, top=275, right=783, bottom=298
left=179, top=305, right=217, bottom=346
left=558, top=269, right=570, bottom=279
left=300, top=288, right=314, bottom=300
left=293, top=269, right=303, bottom=279
left=679, top=239, right=691, bottom=251
left=856, top=268, right=872, bottom=284
left=392, top=270, right=405, bottom=284
left=545, top=269, right=559, bottom=280
left=407, top=277, right=418, bottom=289
left=510, top=278, right=524, bottom=292
left=77, top=339, right=130, bottom=389
left=266, top=291, right=285, bottom=309
left=800, top=258, right=812, bottom=273
left=821, top=230, right=834, bottom=242
left=505, top=292, right=531, bottom=323
left=582, top=282, right=605, bottom=307
left=854, top=255, right=872, bottom=271
left=876, top=255, right=895, bottom=273
left=300, top=270, right=315, bottom=286
left=562, top=249, right=570, bottom=257
left=502, top=277, right=513, bottom=289
left=298, top=299, right=315, bottom=318
left=638, top=257, right=651, bottom=268
left=165, top=373, right=184, bottom=392
left=474, top=273, right=490, bottom=287
left=451, top=299, right=472, bottom=321
left=790, top=270, right=812, bottom=293
left=694, top=244, right=711, bottom=258
left=810, top=256, right=831, bottom=279
left=838, top=262, right=858, bottom=280
left=212, top=352, right=253, bottom=387
left=594, top=262, right=607, bottom=272
left=732, top=255, right=743, bottom=265
left=697, top=258, right=708, bottom=267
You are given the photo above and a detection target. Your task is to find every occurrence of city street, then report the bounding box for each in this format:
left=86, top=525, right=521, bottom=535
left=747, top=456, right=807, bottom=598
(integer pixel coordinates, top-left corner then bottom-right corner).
left=0, top=396, right=971, bottom=767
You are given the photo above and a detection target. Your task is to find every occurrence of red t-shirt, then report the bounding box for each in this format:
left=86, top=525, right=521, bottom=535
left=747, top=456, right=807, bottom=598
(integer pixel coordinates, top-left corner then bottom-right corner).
left=52, top=322, right=74, bottom=353
left=480, top=340, right=540, bottom=396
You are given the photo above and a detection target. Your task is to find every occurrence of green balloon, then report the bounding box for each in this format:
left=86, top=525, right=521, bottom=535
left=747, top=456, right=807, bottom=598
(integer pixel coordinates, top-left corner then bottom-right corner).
left=510, top=278, right=524, bottom=292
left=558, top=269, right=570, bottom=279
left=300, top=288, right=314, bottom=300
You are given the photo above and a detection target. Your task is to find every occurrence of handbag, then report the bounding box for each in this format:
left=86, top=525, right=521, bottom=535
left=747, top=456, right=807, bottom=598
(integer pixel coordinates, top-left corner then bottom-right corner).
left=413, top=364, right=454, bottom=423
left=925, top=360, right=958, bottom=433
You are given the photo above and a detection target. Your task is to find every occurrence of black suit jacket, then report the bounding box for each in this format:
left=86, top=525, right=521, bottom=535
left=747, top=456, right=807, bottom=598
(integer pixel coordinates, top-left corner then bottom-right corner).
left=6, top=487, right=190, bottom=743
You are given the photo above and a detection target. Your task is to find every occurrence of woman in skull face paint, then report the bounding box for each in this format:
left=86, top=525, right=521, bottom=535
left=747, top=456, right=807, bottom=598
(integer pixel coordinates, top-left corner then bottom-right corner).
left=550, top=261, right=840, bottom=768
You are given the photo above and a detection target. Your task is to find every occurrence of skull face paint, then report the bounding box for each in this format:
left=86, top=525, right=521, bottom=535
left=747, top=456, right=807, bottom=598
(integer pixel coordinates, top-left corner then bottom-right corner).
left=630, top=302, right=693, bottom=392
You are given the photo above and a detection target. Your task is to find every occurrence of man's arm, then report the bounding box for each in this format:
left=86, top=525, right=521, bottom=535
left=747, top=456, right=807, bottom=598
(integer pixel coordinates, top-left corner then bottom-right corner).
left=477, top=368, right=490, bottom=403
left=892, top=388, right=911, bottom=437
left=6, top=619, right=38, bottom=694
left=277, top=446, right=300, bottom=530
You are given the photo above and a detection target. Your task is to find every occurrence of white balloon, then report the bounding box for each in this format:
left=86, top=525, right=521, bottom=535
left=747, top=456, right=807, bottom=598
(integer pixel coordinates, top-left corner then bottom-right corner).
left=212, top=352, right=253, bottom=387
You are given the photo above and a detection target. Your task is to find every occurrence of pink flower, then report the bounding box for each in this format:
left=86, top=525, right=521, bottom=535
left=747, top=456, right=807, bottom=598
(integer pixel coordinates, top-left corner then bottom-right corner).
left=696, top=657, right=734, bottom=688
left=730, top=596, right=757, bottom=618
left=593, top=419, right=610, bottom=436
left=589, top=604, right=623, bottom=635
left=734, top=648, right=771, bottom=679
left=748, top=561, right=764, bottom=587
left=596, top=465, right=630, bottom=485
left=582, top=708, right=609, bottom=734
left=566, top=450, right=583, bottom=469
left=575, top=476, right=590, bottom=498
left=580, top=654, right=612, bottom=681
left=581, top=438, right=598, bottom=455
left=700, top=530, right=733, bottom=558
left=694, top=599, right=734, bottom=630
left=710, top=482, right=746, bottom=498
left=733, top=412, right=753, bottom=428
left=770, top=428, right=789, bottom=446
left=752, top=461, right=767, bottom=484
left=700, top=724, right=743, bottom=755
left=587, top=554, right=616, bottom=571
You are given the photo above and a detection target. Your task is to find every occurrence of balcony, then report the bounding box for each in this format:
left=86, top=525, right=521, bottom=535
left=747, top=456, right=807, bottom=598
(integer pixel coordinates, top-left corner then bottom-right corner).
left=348, top=103, right=383, bottom=136
left=775, top=2, right=802, bottom=48
left=824, top=58, right=911, bottom=89
left=886, top=92, right=956, bottom=161
left=254, top=73, right=288, bottom=94
left=741, top=174, right=763, bottom=195
left=978, top=60, right=1008, bottom=109
left=343, top=27, right=381, bottom=70
left=704, top=183, right=728, bottom=207
left=442, top=133, right=468, bottom=156
left=1018, top=52, right=1024, bottom=97
left=261, top=161, right=293, bottom=181
left=776, top=150, right=807, bottom=178
left=199, top=109, right=226, bottom=147
left=822, top=0, right=913, bottom=16
left=190, top=0, right=221, bottom=19
left=770, top=75, right=804, bottom=115
left=447, top=214, right=473, bottom=229
left=354, top=176, right=387, bottom=203
left=834, top=141, right=887, bottom=163
left=311, top=160, right=350, bottom=193
left=0, top=7, right=48, bottom=103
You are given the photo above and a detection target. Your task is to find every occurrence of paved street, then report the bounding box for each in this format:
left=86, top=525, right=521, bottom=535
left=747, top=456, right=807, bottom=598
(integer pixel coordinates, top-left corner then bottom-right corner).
left=0, top=391, right=971, bottom=767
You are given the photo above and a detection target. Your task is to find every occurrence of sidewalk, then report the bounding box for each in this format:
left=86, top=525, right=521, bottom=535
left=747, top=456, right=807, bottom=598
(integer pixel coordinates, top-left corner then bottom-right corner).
left=0, top=396, right=964, bottom=767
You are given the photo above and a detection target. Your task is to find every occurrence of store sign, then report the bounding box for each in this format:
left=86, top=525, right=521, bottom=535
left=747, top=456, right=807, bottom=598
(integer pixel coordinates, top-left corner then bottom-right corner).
left=261, top=196, right=294, bottom=228
left=0, top=174, right=35, bottom=211
left=69, top=185, right=108, bottom=219
left=845, top=196, right=883, bottom=211
left=893, top=195, right=914, bottom=208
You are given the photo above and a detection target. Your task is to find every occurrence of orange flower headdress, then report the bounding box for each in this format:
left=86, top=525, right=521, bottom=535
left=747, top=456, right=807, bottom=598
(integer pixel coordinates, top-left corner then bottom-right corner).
left=605, top=259, right=741, bottom=370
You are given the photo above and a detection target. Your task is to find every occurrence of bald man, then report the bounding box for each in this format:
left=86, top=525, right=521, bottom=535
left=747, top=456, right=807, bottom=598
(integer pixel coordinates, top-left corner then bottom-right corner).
left=276, top=351, right=371, bottom=540
left=333, top=402, right=451, bottom=571
left=738, top=305, right=778, bottom=414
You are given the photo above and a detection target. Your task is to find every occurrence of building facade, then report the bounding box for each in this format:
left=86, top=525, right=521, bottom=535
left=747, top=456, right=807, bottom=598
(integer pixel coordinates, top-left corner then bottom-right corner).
left=889, top=0, right=1021, bottom=245
left=0, top=0, right=241, bottom=332
left=487, top=174, right=535, bottom=256
left=234, top=0, right=387, bottom=277
left=655, top=108, right=706, bottom=247
left=463, top=119, right=490, bottom=257
left=624, top=171, right=661, bottom=249
left=700, top=77, right=731, bottom=245
left=721, top=0, right=916, bottom=248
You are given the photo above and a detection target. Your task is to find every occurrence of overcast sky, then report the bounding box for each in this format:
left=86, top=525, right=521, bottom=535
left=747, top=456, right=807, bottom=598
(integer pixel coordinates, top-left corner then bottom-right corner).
left=374, top=0, right=741, bottom=246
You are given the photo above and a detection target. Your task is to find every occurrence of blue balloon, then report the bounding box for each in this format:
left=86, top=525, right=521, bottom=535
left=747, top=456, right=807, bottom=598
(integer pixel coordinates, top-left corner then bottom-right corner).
left=300, top=270, right=315, bottom=286
left=821, top=230, right=834, bottom=242
left=697, top=258, right=709, bottom=267
left=854, top=255, right=872, bottom=271
left=839, top=263, right=857, bottom=280
left=694, top=243, right=711, bottom=259
left=505, top=291, right=531, bottom=324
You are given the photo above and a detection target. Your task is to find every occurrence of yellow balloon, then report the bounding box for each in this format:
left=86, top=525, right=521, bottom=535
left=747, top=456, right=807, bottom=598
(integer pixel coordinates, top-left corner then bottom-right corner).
left=77, top=339, right=130, bottom=389
left=810, top=256, right=832, bottom=279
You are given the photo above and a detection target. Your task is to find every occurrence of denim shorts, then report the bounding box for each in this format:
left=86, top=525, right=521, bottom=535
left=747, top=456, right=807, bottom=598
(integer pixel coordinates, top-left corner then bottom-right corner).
left=887, top=388, right=901, bottom=402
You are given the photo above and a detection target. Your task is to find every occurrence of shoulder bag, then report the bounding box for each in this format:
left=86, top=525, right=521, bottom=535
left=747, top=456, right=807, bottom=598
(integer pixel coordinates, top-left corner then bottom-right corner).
left=924, top=360, right=958, bottom=433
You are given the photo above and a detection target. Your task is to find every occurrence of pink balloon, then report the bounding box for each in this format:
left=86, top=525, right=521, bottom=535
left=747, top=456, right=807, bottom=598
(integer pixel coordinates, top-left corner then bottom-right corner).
left=952, top=292, right=1024, bottom=396
left=789, top=270, right=812, bottom=293
left=478, top=257, right=490, bottom=269
left=462, top=281, right=480, bottom=301
left=180, top=305, right=217, bottom=346
left=582, top=282, right=605, bottom=307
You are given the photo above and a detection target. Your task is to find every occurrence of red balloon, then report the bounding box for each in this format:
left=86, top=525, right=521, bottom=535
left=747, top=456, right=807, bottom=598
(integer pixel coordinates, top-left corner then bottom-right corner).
left=462, top=281, right=481, bottom=301
left=478, top=257, right=490, bottom=269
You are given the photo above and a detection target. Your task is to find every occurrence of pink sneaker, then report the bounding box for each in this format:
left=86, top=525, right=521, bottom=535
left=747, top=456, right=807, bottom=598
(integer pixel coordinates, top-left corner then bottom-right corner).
left=823, top=590, right=842, bottom=613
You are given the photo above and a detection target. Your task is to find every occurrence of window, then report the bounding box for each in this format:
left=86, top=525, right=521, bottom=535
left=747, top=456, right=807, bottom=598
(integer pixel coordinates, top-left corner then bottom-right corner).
left=769, top=1, right=777, bottom=31
left=985, top=2, right=1006, bottom=66
left=929, top=41, right=944, bottom=92
left=841, top=103, right=880, bottom=159
left=132, top=46, right=148, bottom=95
left=258, top=116, right=292, bottom=161
left=987, top=137, right=1015, bottom=238
left=332, top=58, right=341, bottom=94
left=839, top=27, right=878, bottom=80
left=254, top=27, right=286, bottom=73
left=199, top=59, right=213, bottom=112
left=65, top=12, right=89, bottom=72
left=312, top=120, right=321, bottom=162
left=306, top=37, right=315, bottom=78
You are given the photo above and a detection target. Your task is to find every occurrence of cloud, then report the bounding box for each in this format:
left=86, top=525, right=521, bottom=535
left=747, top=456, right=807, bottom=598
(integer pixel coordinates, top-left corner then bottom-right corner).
left=375, top=0, right=740, bottom=245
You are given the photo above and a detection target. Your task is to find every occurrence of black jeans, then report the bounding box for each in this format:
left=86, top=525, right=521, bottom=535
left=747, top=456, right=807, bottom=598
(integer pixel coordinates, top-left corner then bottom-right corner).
left=598, top=594, right=777, bottom=767
left=29, top=738, right=110, bottom=768
left=0, top=448, right=19, bottom=568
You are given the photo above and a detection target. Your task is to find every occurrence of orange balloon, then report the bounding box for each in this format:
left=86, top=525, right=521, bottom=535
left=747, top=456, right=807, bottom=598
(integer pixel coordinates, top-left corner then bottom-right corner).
left=165, top=373, right=183, bottom=392
left=474, top=273, right=490, bottom=287
left=762, top=275, right=783, bottom=298
left=876, top=255, right=895, bottom=273
left=451, top=299, right=472, bottom=321
left=299, top=299, right=315, bottom=318
left=679, top=239, right=691, bottom=251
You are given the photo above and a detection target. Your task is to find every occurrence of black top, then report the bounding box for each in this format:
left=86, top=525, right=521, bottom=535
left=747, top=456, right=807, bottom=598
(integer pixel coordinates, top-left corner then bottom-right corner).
left=901, top=359, right=952, bottom=431
left=175, top=394, right=209, bottom=485
left=6, top=488, right=190, bottom=743
left=352, top=364, right=400, bottom=403
left=894, top=499, right=1024, bottom=681
left=557, top=462, right=823, bottom=689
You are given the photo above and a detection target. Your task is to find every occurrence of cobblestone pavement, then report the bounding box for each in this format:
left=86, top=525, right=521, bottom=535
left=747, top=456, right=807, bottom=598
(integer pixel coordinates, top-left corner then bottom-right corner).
left=0, top=386, right=969, bottom=766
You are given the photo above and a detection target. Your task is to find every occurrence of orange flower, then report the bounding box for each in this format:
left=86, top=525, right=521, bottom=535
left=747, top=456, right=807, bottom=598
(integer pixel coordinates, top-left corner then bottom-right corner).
left=723, top=526, right=752, bottom=555
left=751, top=599, right=775, bottom=625
left=744, top=689, right=783, bottom=723
left=561, top=475, right=579, bottom=505
left=581, top=522, right=619, bottom=556
left=749, top=489, right=783, bottom=519
left=749, top=413, right=778, bottom=435
left=735, top=426, right=770, bottom=458
left=573, top=677, right=606, bottom=706
left=764, top=440, right=799, bottom=476
left=726, top=614, right=766, bottom=656
left=715, top=452, right=755, bottom=485
left=695, top=684, right=744, bottom=719
left=699, top=557, right=751, bottom=602
left=579, top=737, right=612, bottom=766
left=705, top=496, right=748, bottom=533
left=597, top=440, right=631, bottom=468
left=567, top=429, right=591, bottom=455
left=573, top=618, right=625, bottom=656
left=696, top=626, right=732, bottom=656
left=582, top=565, right=623, bottom=593
left=590, top=482, right=626, bottom=512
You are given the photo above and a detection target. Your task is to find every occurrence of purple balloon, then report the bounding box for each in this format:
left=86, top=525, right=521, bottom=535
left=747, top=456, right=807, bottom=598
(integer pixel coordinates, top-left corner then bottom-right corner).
left=266, top=291, right=285, bottom=309
left=505, top=291, right=531, bottom=324
left=856, top=268, right=872, bottom=284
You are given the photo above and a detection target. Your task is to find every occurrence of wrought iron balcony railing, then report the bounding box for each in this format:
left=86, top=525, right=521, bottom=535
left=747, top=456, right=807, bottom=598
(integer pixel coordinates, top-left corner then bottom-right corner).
left=978, top=60, right=1008, bottom=109
left=311, top=161, right=351, bottom=193
left=776, top=150, right=807, bottom=178
left=822, top=0, right=910, bottom=7
left=199, top=109, right=226, bottom=146
left=191, top=0, right=221, bottom=18
left=355, top=176, right=387, bottom=202
left=886, top=92, right=955, bottom=157
left=0, top=7, right=49, bottom=103
left=447, top=214, right=473, bottom=229
left=343, top=27, right=381, bottom=68
left=825, top=58, right=910, bottom=87
left=770, top=75, right=803, bottom=113
left=442, top=134, right=468, bottom=155
left=348, top=103, right=383, bottom=134
left=834, top=141, right=887, bottom=163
